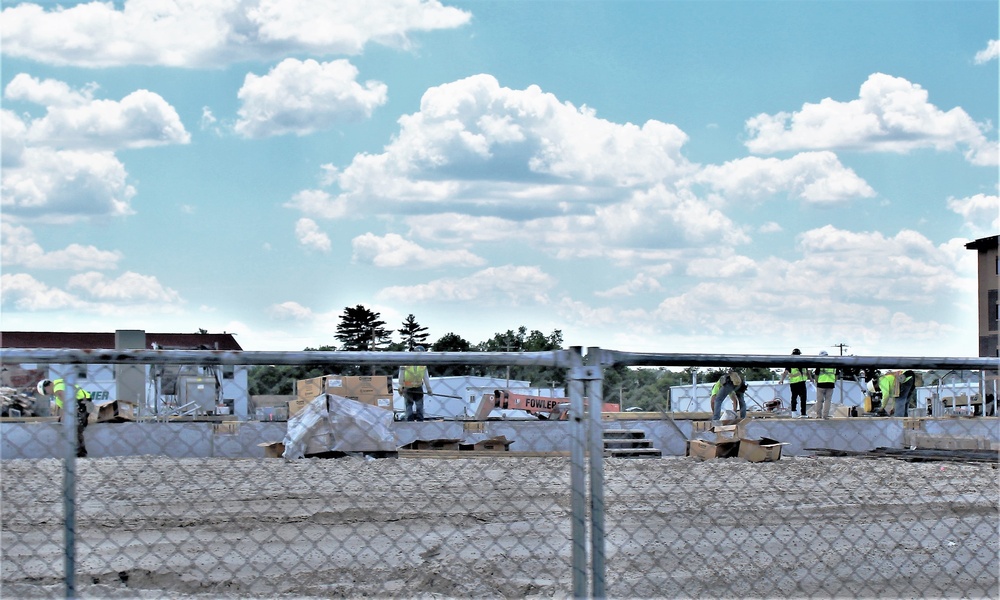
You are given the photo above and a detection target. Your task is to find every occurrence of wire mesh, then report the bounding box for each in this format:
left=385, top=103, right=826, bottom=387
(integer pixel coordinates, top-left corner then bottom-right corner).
left=1, top=348, right=997, bottom=599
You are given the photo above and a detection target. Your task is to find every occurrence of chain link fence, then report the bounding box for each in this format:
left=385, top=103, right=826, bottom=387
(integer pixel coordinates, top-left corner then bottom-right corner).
left=1, top=348, right=997, bottom=598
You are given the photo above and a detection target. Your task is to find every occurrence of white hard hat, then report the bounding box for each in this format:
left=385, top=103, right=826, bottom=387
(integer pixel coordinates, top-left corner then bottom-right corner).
left=866, top=379, right=876, bottom=394
left=818, top=350, right=829, bottom=356
left=729, top=372, right=742, bottom=387
left=37, top=379, right=52, bottom=395
left=413, top=345, right=426, bottom=352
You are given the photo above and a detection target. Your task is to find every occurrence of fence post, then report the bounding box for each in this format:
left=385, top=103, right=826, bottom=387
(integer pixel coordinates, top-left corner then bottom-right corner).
left=567, top=346, right=589, bottom=598
left=59, top=366, right=78, bottom=598
left=585, top=347, right=608, bottom=599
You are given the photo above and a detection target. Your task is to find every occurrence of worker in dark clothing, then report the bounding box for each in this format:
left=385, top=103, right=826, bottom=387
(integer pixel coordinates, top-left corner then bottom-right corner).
left=37, top=379, right=91, bottom=457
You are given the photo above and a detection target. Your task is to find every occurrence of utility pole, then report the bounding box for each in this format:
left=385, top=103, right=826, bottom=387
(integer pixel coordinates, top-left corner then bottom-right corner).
left=833, top=343, right=849, bottom=405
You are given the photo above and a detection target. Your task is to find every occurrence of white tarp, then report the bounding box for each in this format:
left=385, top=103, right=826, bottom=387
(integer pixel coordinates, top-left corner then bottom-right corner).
left=282, top=394, right=396, bottom=459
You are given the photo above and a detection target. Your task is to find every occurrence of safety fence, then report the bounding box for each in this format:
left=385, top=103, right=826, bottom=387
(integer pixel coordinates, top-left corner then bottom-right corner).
left=0, top=348, right=997, bottom=599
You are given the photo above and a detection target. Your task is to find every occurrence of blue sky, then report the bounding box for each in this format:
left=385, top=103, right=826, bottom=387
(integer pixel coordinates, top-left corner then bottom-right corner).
left=1, top=0, right=997, bottom=357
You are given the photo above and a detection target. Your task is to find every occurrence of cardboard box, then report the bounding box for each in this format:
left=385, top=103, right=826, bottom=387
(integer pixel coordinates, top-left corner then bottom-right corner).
left=737, top=437, right=786, bottom=463
left=327, top=392, right=393, bottom=410
left=402, top=438, right=461, bottom=450
left=91, top=400, right=137, bottom=423
left=296, top=375, right=392, bottom=401
left=465, top=436, right=512, bottom=452
left=325, top=375, right=391, bottom=396
left=287, top=398, right=310, bottom=417
left=258, top=441, right=285, bottom=458
left=687, top=439, right=740, bottom=460
left=712, top=418, right=748, bottom=442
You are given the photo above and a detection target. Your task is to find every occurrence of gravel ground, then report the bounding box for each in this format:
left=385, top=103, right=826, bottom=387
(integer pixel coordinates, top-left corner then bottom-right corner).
left=2, top=454, right=998, bottom=599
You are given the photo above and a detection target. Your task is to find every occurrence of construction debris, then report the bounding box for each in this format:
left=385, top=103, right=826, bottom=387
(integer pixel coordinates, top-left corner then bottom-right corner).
left=807, top=447, right=999, bottom=464
left=0, top=387, right=38, bottom=418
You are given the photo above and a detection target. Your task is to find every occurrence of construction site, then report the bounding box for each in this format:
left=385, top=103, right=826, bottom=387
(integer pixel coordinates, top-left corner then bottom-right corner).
left=1, top=344, right=998, bottom=598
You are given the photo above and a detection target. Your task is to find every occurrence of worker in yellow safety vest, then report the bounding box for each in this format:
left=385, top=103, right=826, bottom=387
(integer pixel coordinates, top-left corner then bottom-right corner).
left=811, top=351, right=837, bottom=419
left=867, top=370, right=916, bottom=417
left=37, top=379, right=92, bottom=457
left=398, top=346, right=434, bottom=421
left=779, top=348, right=809, bottom=417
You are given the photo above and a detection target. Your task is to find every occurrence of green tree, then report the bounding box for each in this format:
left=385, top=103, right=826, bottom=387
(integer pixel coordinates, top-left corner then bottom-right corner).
left=478, top=326, right=564, bottom=387
left=432, top=332, right=473, bottom=352
left=247, top=345, right=337, bottom=395
left=335, top=305, right=390, bottom=351
left=426, top=332, right=476, bottom=377
left=398, top=314, right=429, bottom=350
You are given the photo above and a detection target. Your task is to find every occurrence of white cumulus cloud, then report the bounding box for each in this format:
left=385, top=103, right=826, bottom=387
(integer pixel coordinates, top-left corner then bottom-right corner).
left=0, top=0, right=471, bottom=68
left=67, top=271, right=182, bottom=303
left=318, top=74, right=696, bottom=217
left=6, top=74, right=190, bottom=150
left=745, top=73, right=997, bottom=166
left=235, top=58, right=388, bottom=138
left=269, top=301, right=314, bottom=321
left=377, top=264, right=555, bottom=304
left=352, top=232, right=485, bottom=268
left=294, top=218, right=332, bottom=252
left=947, top=193, right=1000, bottom=236
left=1, top=222, right=122, bottom=270
left=974, top=39, right=999, bottom=64
left=690, top=151, right=876, bottom=206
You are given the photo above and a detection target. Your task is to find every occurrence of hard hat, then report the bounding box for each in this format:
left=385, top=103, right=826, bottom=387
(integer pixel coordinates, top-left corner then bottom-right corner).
left=413, top=345, right=426, bottom=352
left=37, top=379, right=52, bottom=395
left=818, top=350, right=829, bottom=356
left=866, top=379, right=876, bottom=394
left=729, top=372, right=742, bottom=387
left=791, top=348, right=801, bottom=355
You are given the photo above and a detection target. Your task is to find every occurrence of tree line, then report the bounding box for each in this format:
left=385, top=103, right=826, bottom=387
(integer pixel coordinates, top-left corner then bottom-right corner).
left=249, top=305, right=564, bottom=396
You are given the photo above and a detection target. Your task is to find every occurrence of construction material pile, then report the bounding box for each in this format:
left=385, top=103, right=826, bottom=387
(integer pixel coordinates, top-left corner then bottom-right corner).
left=1, top=387, right=38, bottom=417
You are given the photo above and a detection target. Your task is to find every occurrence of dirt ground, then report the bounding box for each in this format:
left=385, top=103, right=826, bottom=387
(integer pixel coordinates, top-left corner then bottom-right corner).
left=1, top=454, right=998, bottom=599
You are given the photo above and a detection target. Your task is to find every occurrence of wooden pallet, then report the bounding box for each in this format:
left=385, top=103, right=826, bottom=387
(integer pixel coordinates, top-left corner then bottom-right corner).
left=398, top=450, right=571, bottom=459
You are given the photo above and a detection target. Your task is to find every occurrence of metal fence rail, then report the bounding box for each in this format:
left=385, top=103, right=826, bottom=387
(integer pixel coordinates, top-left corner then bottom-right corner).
left=1, top=348, right=997, bottom=599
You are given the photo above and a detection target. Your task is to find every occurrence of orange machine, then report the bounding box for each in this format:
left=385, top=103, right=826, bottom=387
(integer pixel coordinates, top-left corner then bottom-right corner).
left=486, top=390, right=620, bottom=419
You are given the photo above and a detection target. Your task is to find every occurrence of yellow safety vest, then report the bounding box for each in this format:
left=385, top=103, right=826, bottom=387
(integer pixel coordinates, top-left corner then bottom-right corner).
left=402, top=366, right=427, bottom=389
left=816, top=368, right=836, bottom=384
left=789, top=368, right=807, bottom=384
left=51, top=379, right=91, bottom=409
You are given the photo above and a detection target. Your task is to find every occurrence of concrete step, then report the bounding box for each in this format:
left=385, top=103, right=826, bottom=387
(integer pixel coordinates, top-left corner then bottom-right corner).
left=603, top=438, right=656, bottom=449
left=605, top=447, right=663, bottom=458
left=603, top=429, right=662, bottom=458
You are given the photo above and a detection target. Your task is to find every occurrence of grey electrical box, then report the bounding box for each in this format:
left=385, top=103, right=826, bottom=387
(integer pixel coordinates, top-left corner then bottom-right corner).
left=177, top=376, right=217, bottom=413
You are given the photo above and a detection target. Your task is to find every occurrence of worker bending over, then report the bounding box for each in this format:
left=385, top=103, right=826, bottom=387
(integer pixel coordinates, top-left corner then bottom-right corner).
left=711, top=370, right=747, bottom=423
left=37, top=379, right=92, bottom=457
left=868, top=370, right=916, bottom=417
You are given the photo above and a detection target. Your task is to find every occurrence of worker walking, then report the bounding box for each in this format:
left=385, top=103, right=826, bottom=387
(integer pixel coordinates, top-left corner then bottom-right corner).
left=780, top=348, right=809, bottom=417
left=812, top=351, right=837, bottom=419
left=398, top=346, right=433, bottom=422
left=37, top=379, right=92, bottom=457
left=711, top=370, right=747, bottom=423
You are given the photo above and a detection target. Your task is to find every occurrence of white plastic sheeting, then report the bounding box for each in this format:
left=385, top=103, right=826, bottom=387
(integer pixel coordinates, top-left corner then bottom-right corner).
left=282, top=394, right=396, bottom=459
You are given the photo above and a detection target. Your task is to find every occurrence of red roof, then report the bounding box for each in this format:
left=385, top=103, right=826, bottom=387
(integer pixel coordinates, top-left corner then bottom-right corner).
left=0, top=331, right=243, bottom=351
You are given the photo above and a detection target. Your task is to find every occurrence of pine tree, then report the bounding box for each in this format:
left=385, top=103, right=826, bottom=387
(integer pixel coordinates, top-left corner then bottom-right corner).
left=398, top=314, right=430, bottom=350
left=334, top=305, right=390, bottom=351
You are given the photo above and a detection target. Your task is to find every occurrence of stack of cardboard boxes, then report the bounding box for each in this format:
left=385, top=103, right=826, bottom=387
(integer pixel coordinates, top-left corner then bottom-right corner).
left=686, top=419, right=786, bottom=463
left=289, top=375, right=393, bottom=418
